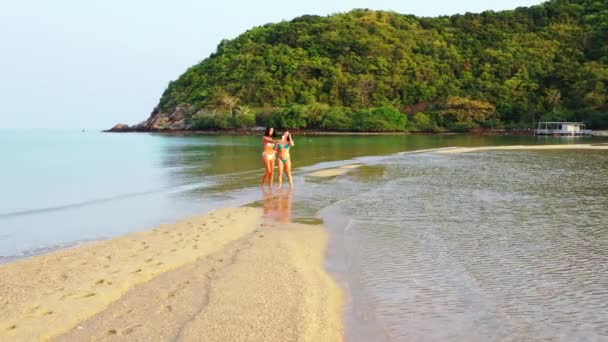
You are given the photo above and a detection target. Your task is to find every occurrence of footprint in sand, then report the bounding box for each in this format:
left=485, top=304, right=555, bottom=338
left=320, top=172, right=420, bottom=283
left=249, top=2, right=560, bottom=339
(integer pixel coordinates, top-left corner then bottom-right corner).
left=123, top=324, right=142, bottom=334
left=60, top=293, right=73, bottom=300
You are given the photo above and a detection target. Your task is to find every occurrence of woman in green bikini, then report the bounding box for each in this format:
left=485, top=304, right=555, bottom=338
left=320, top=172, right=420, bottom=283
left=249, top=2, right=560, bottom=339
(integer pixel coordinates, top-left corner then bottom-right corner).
left=277, top=131, right=295, bottom=189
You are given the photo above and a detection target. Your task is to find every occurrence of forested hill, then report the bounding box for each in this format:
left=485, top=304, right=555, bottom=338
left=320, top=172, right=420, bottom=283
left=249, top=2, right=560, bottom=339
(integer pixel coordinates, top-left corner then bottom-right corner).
left=130, top=0, right=608, bottom=132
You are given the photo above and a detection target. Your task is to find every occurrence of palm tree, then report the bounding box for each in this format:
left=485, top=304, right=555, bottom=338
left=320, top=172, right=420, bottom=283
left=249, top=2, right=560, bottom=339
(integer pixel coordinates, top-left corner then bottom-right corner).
left=217, top=93, right=240, bottom=116
left=236, top=104, right=252, bottom=116
left=545, top=89, right=561, bottom=114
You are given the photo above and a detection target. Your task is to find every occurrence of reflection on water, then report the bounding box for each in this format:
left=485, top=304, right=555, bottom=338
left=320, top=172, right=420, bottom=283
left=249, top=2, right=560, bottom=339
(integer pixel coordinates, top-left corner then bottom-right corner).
left=261, top=189, right=293, bottom=227
left=319, top=150, right=608, bottom=341
left=2, top=131, right=607, bottom=271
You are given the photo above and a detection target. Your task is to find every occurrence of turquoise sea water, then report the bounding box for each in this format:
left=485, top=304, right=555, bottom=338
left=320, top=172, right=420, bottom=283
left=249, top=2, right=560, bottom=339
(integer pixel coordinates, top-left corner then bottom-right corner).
left=1, top=130, right=607, bottom=340
left=0, top=130, right=548, bottom=258
left=0, top=131, right=604, bottom=258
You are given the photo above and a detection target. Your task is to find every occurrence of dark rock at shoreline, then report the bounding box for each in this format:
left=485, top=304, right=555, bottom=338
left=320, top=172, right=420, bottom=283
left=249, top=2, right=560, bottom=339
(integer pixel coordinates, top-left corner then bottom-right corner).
left=131, top=104, right=192, bottom=131
left=106, top=123, right=131, bottom=132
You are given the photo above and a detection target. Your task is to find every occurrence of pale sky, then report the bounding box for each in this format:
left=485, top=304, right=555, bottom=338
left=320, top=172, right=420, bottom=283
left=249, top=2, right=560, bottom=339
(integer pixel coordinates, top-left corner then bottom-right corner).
left=0, top=0, right=544, bottom=129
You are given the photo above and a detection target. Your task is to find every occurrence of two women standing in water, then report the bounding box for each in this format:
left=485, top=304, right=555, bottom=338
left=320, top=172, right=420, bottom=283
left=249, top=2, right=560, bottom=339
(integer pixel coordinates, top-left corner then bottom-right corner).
left=261, top=127, right=295, bottom=190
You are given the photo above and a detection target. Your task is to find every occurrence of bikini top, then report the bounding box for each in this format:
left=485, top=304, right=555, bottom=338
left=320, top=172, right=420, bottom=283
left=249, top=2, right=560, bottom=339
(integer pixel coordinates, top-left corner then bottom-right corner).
left=277, top=143, right=290, bottom=150
left=263, top=137, right=275, bottom=149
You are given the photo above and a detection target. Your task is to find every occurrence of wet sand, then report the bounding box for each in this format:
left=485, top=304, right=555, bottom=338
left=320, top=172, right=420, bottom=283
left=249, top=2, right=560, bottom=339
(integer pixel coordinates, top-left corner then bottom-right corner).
left=308, top=164, right=362, bottom=178
left=435, top=144, right=608, bottom=154
left=0, top=207, right=343, bottom=341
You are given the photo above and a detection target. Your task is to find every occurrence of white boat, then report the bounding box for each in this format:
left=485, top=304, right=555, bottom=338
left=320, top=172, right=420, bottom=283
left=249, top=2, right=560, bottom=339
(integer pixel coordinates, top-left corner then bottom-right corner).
left=534, top=122, right=592, bottom=136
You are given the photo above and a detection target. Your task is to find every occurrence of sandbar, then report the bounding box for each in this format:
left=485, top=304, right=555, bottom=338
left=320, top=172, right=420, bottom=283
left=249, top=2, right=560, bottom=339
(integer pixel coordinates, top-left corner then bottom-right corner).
left=435, top=144, right=608, bottom=154
left=308, top=164, right=363, bottom=178
left=0, top=207, right=343, bottom=341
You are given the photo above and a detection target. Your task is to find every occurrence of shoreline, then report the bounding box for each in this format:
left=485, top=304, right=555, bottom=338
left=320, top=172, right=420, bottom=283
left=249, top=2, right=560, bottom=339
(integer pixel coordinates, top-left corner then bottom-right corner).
left=0, top=207, right=343, bottom=341
left=104, top=127, right=608, bottom=137
left=103, top=128, right=535, bottom=136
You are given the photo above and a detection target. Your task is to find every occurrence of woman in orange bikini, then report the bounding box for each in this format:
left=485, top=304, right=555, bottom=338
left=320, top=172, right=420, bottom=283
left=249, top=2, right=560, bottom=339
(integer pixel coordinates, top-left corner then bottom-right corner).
left=261, top=127, right=277, bottom=189
left=277, top=131, right=295, bottom=189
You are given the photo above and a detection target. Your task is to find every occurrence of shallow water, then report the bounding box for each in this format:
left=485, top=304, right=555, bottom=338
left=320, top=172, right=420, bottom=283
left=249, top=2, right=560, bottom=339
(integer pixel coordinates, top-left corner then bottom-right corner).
left=2, top=130, right=586, bottom=258
left=318, top=150, right=608, bottom=341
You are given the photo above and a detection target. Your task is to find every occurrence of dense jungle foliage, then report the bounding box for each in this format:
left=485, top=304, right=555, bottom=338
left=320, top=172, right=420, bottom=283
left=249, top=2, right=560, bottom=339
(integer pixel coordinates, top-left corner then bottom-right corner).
left=156, top=0, right=608, bottom=131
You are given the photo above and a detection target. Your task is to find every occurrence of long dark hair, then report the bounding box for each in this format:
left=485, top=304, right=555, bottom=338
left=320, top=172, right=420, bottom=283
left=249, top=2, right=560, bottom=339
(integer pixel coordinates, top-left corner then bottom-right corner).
left=264, top=127, right=275, bottom=138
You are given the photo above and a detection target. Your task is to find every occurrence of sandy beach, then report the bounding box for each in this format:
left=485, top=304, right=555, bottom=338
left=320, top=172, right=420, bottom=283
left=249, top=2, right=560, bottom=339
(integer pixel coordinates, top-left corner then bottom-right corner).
left=0, top=207, right=343, bottom=341
left=435, top=143, right=608, bottom=154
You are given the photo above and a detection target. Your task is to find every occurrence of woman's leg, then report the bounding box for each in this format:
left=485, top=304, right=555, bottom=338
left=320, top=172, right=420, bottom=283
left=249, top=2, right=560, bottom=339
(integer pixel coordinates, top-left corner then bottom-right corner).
left=285, top=159, right=293, bottom=189
left=262, top=156, right=272, bottom=188
left=269, top=157, right=275, bottom=189
left=277, top=160, right=284, bottom=189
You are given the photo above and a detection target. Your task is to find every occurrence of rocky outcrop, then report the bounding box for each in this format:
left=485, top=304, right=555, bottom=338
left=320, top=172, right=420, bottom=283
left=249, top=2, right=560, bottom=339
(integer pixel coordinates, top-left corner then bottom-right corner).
left=106, top=104, right=195, bottom=132
left=131, top=104, right=194, bottom=131
left=106, top=123, right=131, bottom=132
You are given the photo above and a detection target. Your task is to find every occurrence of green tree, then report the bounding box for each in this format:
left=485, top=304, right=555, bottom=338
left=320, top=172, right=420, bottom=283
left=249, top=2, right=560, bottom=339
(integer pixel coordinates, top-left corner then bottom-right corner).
left=545, top=89, right=562, bottom=114
left=147, top=0, right=608, bottom=131
left=321, top=107, right=354, bottom=131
